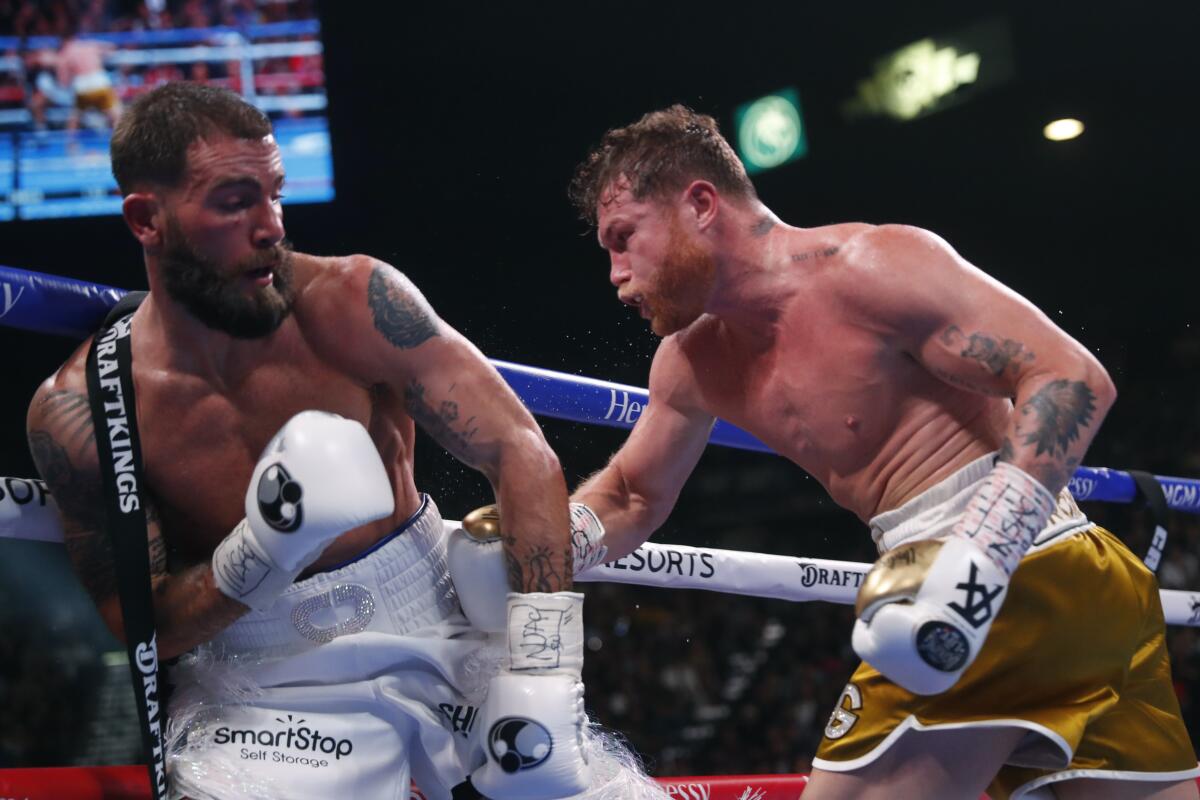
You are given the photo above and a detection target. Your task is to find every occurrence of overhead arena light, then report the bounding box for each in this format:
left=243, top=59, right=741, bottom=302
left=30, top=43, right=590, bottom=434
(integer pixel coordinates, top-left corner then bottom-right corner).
left=733, top=88, right=808, bottom=175
left=1043, top=118, right=1085, bottom=141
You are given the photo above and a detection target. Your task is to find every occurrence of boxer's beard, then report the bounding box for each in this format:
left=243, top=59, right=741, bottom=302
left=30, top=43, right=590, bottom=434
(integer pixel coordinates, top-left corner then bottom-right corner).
left=160, top=217, right=296, bottom=339
left=647, top=219, right=715, bottom=336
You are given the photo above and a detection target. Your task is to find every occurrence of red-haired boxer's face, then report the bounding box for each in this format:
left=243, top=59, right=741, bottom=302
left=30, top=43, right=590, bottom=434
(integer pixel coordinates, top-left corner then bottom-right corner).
left=158, top=133, right=295, bottom=338
left=597, top=179, right=716, bottom=337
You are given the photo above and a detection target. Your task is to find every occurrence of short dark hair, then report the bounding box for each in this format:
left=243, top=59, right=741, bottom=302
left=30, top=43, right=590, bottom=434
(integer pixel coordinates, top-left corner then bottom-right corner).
left=569, top=104, right=757, bottom=225
left=110, top=82, right=272, bottom=195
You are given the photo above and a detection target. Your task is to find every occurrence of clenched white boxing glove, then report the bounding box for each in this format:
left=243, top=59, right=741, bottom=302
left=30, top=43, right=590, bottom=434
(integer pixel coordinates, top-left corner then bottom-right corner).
left=852, top=461, right=1057, bottom=695
left=447, top=503, right=607, bottom=633
left=212, top=410, right=395, bottom=611
left=469, top=592, right=590, bottom=800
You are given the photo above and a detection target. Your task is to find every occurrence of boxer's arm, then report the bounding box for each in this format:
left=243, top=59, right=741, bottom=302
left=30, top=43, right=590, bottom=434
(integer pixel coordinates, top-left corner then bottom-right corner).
left=317, top=258, right=572, bottom=593
left=845, top=225, right=1117, bottom=497
left=573, top=338, right=715, bottom=559
left=26, top=381, right=246, bottom=659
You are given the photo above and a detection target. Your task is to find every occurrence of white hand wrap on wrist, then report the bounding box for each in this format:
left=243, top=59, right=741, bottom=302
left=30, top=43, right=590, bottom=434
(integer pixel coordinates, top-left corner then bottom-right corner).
left=211, top=519, right=306, bottom=611
left=951, top=460, right=1057, bottom=575
left=505, top=592, right=584, bottom=676
left=569, top=502, right=608, bottom=574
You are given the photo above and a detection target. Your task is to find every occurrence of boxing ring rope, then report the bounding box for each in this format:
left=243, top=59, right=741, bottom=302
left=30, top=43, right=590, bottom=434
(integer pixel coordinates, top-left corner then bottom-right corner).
left=3, top=262, right=1200, bottom=799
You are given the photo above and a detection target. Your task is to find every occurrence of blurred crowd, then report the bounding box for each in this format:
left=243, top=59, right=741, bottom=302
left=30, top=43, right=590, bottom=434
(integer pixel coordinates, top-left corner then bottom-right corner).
left=0, top=0, right=323, bottom=134
left=1, top=0, right=318, bottom=37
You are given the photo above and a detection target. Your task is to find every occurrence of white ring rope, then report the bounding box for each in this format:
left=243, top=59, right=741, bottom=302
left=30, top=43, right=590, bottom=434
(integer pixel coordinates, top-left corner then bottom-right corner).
left=4, top=477, right=1197, bottom=627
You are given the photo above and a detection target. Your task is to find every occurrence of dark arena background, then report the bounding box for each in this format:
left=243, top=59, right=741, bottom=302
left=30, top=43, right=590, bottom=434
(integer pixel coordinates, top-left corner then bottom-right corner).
left=1, top=0, right=1198, bottom=795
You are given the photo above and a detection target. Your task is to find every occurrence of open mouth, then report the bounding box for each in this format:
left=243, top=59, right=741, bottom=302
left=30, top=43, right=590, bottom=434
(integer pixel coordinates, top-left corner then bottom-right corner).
left=245, top=265, right=274, bottom=286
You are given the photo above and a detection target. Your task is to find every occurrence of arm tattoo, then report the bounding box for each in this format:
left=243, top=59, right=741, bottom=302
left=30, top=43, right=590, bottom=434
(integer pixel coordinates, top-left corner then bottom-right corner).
left=1001, top=432, right=1079, bottom=493
left=28, top=428, right=117, bottom=599
left=1016, top=379, right=1097, bottom=458
left=368, top=265, right=439, bottom=349
left=404, top=379, right=495, bottom=468
left=940, top=325, right=1035, bottom=378
left=37, top=390, right=96, bottom=458
left=501, top=536, right=572, bottom=593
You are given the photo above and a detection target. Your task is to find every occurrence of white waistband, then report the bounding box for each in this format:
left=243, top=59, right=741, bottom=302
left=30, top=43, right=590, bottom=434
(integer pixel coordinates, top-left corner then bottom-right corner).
left=209, top=495, right=460, bottom=660
left=869, top=452, right=1091, bottom=554
left=72, top=71, right=112, bottom=93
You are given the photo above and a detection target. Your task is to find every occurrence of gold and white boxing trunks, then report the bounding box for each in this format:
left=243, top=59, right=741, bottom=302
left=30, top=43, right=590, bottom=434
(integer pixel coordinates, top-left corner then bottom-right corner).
left=814, top=453, right=1200, bottom=799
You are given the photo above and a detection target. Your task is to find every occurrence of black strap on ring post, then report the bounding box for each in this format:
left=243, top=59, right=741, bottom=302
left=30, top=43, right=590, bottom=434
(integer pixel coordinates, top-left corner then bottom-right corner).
left=1129, top=469, right=1170, bottom=573
left=84, top=291, right=167, bottom=800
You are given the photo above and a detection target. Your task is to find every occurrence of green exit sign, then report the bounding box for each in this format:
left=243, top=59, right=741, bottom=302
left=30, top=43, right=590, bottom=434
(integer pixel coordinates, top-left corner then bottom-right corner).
left=734, top=88, right=808, bottom=175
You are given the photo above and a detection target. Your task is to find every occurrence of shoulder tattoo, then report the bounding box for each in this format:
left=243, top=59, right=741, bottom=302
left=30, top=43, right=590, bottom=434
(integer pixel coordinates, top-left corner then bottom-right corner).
left=368, top=265, right=439, bottom=349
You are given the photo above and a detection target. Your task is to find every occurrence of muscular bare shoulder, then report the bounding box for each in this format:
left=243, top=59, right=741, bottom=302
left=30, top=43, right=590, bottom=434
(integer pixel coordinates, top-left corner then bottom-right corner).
left=836, top=223, right=956, bottom=279
left=825, top=225, right=984, bottom=350
left=292, top=253, right=442, bottom=382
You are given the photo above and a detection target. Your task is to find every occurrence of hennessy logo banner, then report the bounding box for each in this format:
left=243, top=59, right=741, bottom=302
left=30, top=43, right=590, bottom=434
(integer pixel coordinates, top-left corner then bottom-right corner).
left=0, top=281, right=23, bottom=319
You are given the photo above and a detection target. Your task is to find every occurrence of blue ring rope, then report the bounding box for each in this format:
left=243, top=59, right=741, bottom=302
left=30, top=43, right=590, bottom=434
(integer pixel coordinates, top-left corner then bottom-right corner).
left=2, top=263, right=1197, bottom=513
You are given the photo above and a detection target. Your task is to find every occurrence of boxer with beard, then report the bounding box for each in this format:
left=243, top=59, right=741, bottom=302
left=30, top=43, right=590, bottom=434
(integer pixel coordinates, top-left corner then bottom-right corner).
left=568, top=105, right=1198, bottom=800
left=157, top=214, right=296, bottom=339
left=23, top=82, right=626, bottom=800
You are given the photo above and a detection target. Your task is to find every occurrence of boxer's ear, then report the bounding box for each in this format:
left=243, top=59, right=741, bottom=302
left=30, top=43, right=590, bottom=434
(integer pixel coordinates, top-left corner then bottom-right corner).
left=682, top=180, right=718, bottom=231
left=122, top=191, right=163, bottom=249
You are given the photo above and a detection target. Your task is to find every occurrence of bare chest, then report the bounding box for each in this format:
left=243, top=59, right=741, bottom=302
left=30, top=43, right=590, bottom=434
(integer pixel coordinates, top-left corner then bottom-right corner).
left=687, top=318, right=906, bottom=477
left=134, top=355, right=375, bottom=557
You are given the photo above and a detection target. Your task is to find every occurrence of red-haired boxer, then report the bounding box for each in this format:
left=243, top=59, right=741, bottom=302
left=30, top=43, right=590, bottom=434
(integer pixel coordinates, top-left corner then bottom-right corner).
left=565, top=105, right=1198, bottom=800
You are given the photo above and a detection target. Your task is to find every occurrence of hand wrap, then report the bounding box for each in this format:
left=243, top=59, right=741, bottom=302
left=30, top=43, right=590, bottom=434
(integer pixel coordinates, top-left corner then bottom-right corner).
left=852, top=462, right=1056, bottom=694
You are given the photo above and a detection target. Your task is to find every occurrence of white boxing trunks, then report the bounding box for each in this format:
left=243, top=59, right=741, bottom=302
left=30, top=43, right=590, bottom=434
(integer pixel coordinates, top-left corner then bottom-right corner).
left=168, top=495, right=495, bottom=800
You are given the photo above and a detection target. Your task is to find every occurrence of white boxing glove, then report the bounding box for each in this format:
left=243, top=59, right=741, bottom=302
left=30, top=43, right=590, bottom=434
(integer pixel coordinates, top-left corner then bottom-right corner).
left=447, top=503, right=607, bottom=633
left=469, top=592, right=590, bottom=800
left=852, top=461, right=1057, bottom=695
left=211, top=410, right=395, bottom=611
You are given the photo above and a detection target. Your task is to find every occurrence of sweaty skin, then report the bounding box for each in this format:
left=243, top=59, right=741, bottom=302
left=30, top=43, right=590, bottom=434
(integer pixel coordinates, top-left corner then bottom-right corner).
left=576, top=181, right=1115, bottom=559
left=27, top=133, right=571, bottom=660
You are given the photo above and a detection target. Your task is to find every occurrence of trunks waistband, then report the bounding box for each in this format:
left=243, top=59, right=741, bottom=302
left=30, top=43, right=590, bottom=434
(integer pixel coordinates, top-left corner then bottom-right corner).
left=208, top=494, right=459, bottom=660
left=869, top=452, right=1090, bottom=554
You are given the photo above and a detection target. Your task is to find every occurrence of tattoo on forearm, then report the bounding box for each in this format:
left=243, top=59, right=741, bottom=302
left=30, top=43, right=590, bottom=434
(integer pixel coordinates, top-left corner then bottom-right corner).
left=404, top=379, right=492, bottom=467
left=501, top=536, right=571, bottom=593
left=791, top=246, right=839, bottom=263
left=503, top=535, right=524, bottom=591
left=368, top=266, right=439, bottom=349
left=523, top=545, right=560, bottom=593
left=1016, top=379, right=1097, bottom=458
left=940, top=325, right=1035, bottom=378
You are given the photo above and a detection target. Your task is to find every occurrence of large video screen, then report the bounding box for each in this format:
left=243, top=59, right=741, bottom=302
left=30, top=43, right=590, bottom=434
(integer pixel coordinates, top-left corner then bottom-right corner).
left=0, top=1, right=333, bottom=221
